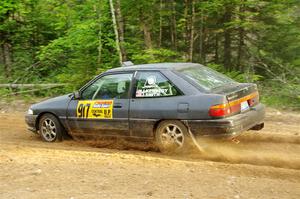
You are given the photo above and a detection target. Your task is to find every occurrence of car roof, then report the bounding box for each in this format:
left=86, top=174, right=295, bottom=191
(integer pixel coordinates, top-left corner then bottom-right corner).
left=106, top=62, right=202, bottom=72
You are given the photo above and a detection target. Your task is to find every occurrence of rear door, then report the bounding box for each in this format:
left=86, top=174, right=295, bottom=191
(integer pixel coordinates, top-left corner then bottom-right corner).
left=129, top=71, right=182, bottom=138
left=66, top=72, right=133, bottom=137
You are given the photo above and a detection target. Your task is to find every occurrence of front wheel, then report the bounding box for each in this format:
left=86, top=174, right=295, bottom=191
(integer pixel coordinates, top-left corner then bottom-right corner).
left=155, top=120, right=191, bottom=153
left=39, top=113, right=63, bottom=142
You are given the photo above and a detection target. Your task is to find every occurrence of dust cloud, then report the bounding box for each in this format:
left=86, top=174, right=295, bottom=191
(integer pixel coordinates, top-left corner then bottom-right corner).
left=73, top=132, right=300, bottom=170
left=186, top=133, right=300, bottom=170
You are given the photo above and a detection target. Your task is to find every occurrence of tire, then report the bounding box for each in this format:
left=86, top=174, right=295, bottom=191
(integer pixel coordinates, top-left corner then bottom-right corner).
left=39, top=113, right=63, bottom=142
left=155, top=120, right=191, bottom=153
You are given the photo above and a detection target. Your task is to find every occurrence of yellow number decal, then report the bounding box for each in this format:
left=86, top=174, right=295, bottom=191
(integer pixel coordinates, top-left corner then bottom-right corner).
left=76, top=100, right=113, bottom=119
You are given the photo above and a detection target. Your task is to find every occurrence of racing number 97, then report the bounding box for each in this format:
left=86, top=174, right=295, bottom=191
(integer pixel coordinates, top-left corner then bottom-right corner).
left=77, top=103, right=91, bottom=118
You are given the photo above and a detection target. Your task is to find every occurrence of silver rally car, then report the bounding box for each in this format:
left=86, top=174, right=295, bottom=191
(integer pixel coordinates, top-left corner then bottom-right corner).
left=25, top=63, right=265, bottom=152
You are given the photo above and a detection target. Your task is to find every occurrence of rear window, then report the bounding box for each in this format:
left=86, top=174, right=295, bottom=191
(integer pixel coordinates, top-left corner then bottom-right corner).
left=177, top=66, right=236, bottom=91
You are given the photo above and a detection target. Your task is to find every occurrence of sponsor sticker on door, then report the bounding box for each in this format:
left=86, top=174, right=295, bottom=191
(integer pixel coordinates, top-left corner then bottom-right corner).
left=77, top=100, right=113, bottom=119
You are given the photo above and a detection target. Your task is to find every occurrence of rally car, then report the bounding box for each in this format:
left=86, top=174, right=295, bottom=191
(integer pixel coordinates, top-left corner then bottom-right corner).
left=25, top=63, right=265, bottom=152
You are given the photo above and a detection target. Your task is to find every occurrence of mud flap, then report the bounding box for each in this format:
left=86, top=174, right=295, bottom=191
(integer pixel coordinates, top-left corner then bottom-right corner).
left=183, top=120, right=205, bottom=153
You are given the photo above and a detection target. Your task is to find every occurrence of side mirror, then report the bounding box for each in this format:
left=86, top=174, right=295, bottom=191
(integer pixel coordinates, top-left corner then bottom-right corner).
left=73, top=91, right=81, bottom=99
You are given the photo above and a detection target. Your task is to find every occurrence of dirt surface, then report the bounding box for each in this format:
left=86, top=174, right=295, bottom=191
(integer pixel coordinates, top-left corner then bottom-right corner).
left=0, top=103, right=300, bottom=199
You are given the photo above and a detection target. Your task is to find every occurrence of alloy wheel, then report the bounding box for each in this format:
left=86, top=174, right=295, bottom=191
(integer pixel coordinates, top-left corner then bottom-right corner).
left=160, top=124, right=184, bottom=149
left=41, top=118, right=57, bottom=142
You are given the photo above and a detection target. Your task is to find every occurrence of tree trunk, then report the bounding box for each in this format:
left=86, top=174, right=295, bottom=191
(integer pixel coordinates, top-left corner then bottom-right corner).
left=237, top=26, right=245, bottom=72
left=158, top=0, right=163, bottom=48
left=109, top=0, right=123, bottom=65
left=140, top=12, right=152, bottom=49
left=201, top=28, right=207, bottom=63
left=183, top=0, right=189, bottom=59
left=142, top=22, right=152, bottom=49
left=95, top=3, right=102, bottom=64
left=188, top=0, right=195, bottom=62
left=115, top=0, right=127, bottom=61
left=223, top=3, right=233, bottom=71
left=0, top=16, right=12, bottom=79
left=237, top=0, right=245, bottom=72
left=199, top=9, right=204, bottom=63
left=2, top=42, right=12, bottom=78
left=214, top=33, right=219, bottom=63
left=0, top=32, right=3, bottom=67
left=170, top=0, right=177, bottom=50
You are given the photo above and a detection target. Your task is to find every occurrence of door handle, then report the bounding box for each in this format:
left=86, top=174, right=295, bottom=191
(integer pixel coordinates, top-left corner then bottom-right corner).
left=113, top=103, right=122, bottom=108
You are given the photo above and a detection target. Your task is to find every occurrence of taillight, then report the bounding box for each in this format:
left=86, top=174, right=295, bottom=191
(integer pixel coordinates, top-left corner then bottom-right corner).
left=209, top=91, right=259, bottom=117
left=209, top=104, right=231, bottom=117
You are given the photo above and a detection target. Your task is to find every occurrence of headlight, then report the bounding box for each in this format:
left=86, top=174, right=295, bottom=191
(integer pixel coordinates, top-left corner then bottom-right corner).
left=27, top=109, right=33, bottom=115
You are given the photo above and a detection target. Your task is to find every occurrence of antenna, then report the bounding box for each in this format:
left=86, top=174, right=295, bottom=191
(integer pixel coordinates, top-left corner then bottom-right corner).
left=122, top=61, right=134, bottom=67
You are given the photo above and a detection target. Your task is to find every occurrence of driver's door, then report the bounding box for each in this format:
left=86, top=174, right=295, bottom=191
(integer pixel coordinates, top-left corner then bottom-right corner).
left=66, top=72, right=133, bottom=138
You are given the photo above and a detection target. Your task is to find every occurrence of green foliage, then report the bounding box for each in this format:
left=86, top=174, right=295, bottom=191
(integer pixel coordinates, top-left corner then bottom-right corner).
left=260, top=82, right=300, bottom=110
left=207, top=63, right=263, bottom=83
left=0, top=0, right=299, bottom=109
left=0, top=88, right=10, bottom=97
left=132, top=49, right=183, bottom=64
left=35, top=0, right=119, bottom=91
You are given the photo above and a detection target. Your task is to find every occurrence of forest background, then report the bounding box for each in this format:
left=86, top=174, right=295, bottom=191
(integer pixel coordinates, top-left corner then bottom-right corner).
left=0, top=0, right=299, bottom=109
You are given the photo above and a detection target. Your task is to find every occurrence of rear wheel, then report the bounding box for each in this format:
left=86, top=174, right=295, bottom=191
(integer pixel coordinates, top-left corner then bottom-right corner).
left=39, top=113, right=63, bottom=142
left=155, top=120, right=190, bottom=153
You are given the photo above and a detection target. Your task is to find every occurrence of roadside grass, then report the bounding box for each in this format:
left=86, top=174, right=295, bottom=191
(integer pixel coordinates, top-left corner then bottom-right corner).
left=260, top=94, right=300, bottom=111
left=259, top=84, right=300, bottom=111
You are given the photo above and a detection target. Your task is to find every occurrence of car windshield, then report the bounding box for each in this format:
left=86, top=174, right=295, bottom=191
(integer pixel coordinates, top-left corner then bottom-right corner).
left=177, top=66, right=236, bottom=91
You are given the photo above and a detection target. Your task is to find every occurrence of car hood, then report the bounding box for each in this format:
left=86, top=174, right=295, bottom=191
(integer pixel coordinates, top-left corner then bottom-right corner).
left=31, top=94, right=72, bottom=110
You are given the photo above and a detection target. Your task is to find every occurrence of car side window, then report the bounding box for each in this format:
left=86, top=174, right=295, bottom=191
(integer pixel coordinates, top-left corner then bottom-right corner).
left=81, top=73, right=133, bottom=100
left=135, top=71, right=180, bottom=98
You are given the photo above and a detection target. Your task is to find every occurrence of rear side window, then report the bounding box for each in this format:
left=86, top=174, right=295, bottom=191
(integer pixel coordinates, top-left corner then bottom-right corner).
left=177, top=66, right=236, bottom=91
left=135, top=71, right=180, bottom=98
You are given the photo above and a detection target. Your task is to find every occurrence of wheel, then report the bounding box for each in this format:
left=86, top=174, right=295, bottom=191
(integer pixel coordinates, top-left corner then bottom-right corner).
left=39, top=113, right=63, bottom=142
left=155, top=120, right=191, bottom=153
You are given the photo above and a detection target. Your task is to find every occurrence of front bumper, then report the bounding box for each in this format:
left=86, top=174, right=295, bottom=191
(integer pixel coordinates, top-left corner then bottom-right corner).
left=186, top=103, right=265, bottom=138
left=25, top=114, right=38, bottom=133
